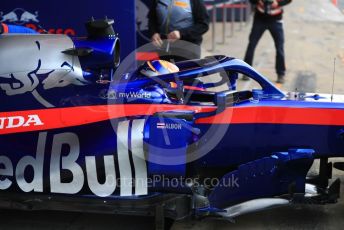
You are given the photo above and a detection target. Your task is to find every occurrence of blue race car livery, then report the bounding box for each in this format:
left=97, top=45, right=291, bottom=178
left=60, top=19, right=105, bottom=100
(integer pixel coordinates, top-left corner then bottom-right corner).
left=0, top=19, right=343, bottom=224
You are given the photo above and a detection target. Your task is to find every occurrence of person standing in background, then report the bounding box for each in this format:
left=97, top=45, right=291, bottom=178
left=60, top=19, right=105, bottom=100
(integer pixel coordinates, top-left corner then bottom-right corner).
left=243, top=0, right=292, bottom=84
left=148, top=0, right=209, bottom=62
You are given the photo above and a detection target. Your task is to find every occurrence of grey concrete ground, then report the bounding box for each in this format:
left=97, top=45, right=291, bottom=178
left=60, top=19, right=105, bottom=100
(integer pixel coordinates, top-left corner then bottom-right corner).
left=172, top=160, right=344, bottom=230
left=2, top=0, right=344, bottom=229
left=202, top=0, right=344, bottom=94
left=339, top=0, right=344, bottom=12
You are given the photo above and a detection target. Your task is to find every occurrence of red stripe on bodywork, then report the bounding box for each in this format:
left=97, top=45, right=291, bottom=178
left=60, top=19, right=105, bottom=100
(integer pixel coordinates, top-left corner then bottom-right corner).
left=0, top=105, right=211, bottom=135
left=136, top=52, right=160, bottom=61
left=184, top=85, right=205, bottom=91
left=196, top=107, right=344, bottom=125
left=1, top=105, right=344, bottom=135
left=2, top=23, right=9, bottom=33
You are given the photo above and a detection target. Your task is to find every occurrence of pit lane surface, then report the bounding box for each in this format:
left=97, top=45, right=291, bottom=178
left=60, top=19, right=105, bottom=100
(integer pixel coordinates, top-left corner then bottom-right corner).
left=0, top=168, right=342, bottom=230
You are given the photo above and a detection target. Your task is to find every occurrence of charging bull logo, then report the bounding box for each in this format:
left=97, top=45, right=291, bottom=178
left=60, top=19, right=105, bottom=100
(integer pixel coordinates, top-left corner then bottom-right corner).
left=0, top=11, right=18, bottom=23
left=0, top=8, right=39, bottom=24
left=20, top=11, right=39, bottom=23
left=0, top=8, right=76, bottom=36
left=0, top=35, right=89, bottom=108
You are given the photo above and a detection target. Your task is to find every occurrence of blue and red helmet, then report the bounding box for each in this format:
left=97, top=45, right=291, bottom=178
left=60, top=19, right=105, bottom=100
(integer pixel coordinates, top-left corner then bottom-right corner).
left=140, top=60, right=179, bottom=77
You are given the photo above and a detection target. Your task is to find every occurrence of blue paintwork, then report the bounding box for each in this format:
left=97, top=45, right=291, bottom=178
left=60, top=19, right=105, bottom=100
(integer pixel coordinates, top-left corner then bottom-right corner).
left=6, top=24, right=38, bottom=34
left=1, top=0, right=136, bottom=60
left=145, top=116, right=195, bottom=177
left=73, top=36, right=119, bottom=71
left=1, top=31, right=344, bottom=215
left=208, top=149, right=314, bottom=208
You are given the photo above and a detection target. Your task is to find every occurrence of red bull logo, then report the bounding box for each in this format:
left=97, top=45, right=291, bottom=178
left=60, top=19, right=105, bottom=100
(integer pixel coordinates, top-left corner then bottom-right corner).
left=0, top=35, right=89, bottom=108
left=0, top=8, right=39, bottom=25
left=0, top=8, right=76, bottom=36
left=25, top=23, right=76, bottom=36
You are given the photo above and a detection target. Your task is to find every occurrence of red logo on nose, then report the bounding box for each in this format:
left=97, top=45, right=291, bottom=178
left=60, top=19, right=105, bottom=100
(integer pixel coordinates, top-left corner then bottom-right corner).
left=25, top=23, right=76, bottom=36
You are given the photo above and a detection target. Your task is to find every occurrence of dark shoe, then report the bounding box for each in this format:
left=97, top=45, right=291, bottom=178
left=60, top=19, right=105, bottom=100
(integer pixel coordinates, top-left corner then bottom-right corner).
left=242, top=75, right=250, bottom=81
left=276, top=75, right=285, bottom=84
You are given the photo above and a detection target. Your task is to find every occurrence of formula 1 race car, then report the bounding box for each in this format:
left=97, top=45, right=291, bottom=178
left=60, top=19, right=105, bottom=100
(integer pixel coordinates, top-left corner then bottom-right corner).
left=0, top=19, right=344, bottom=229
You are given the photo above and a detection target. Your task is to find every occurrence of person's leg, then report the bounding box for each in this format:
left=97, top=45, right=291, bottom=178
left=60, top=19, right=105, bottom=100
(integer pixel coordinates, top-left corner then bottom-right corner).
left=242, top=17, right=267, bottom=80
left=269, top=20, right=286, bottom=83
left=244, top=17, right=266, bottom=66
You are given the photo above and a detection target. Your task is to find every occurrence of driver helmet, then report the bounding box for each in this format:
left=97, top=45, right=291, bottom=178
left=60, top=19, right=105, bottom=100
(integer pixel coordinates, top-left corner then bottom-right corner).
left=140, top=60, right=179, bottom=77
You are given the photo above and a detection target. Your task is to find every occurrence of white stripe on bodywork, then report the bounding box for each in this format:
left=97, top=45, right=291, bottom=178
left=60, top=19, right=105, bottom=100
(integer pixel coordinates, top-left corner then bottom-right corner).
left=117, top=120, right=133, bottom=196
left=131, top=119, right=148, bottom=196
